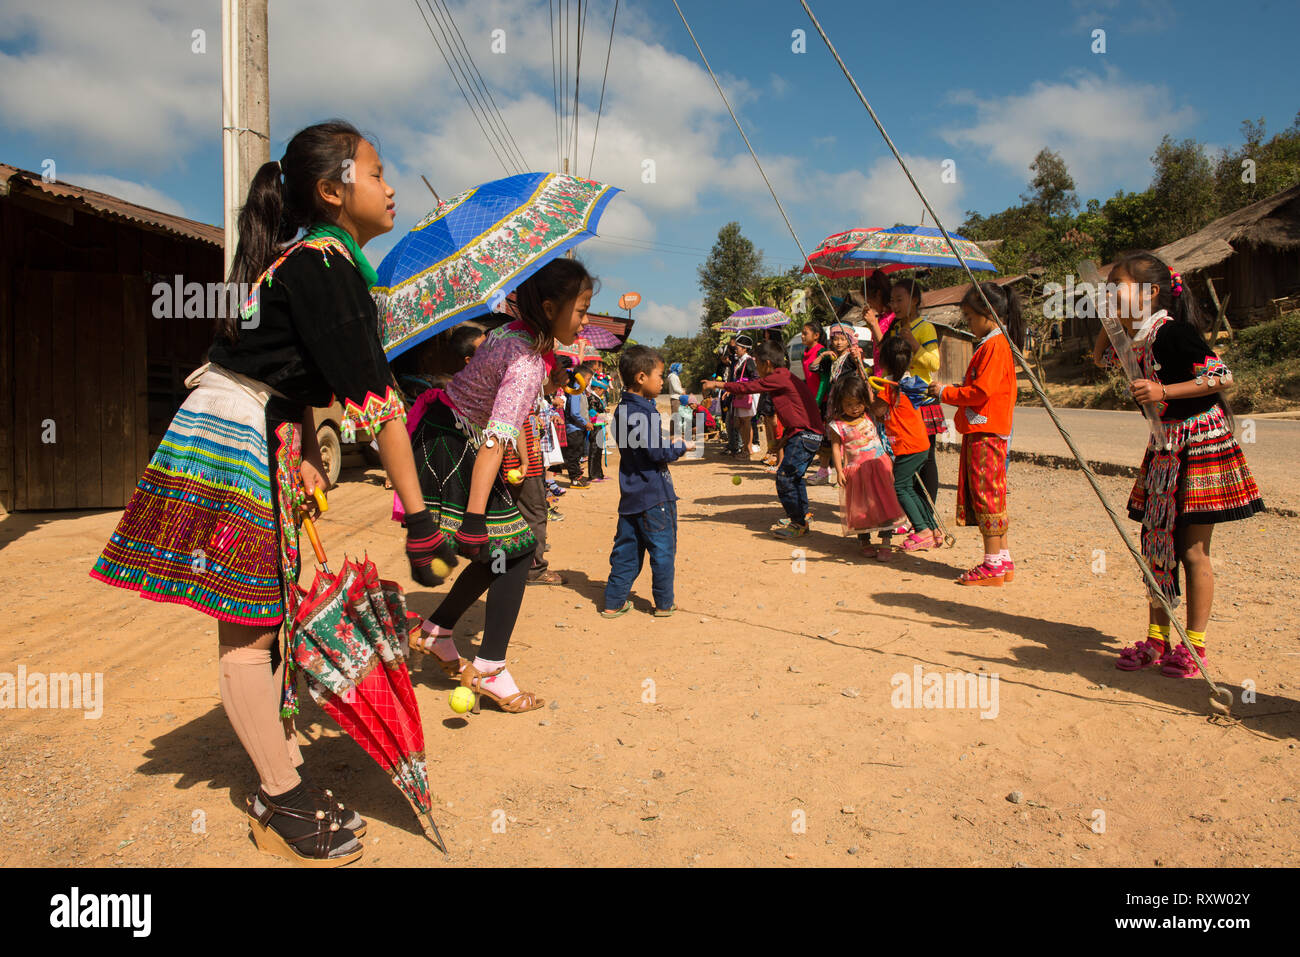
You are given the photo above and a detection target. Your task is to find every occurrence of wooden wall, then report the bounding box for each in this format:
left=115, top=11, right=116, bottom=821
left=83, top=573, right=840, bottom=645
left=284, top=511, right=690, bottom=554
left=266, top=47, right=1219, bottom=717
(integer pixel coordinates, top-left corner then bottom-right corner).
left=0, top=198, right=221, bottom=511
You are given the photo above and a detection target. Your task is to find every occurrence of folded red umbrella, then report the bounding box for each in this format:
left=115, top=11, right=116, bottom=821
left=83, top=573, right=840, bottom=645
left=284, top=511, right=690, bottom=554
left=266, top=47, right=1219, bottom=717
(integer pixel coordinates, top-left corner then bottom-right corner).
left=282, top=503, right=446, bottom=853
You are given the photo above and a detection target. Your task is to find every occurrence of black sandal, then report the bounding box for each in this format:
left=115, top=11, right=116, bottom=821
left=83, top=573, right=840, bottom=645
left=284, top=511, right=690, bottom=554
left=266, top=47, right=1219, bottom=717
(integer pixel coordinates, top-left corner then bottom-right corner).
left=247, top=787, right=364, bottom=867
left=247, top=785, right=367, bottom=838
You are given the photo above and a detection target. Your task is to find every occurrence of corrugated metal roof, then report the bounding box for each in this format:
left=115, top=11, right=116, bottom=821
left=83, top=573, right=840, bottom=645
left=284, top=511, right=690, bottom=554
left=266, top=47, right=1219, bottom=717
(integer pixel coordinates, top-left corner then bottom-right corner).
left=922, top=273, right=1029, bottom=308
left=584, top=311, right=634, bottom=343
left=0, top=163, right=223, bottom=247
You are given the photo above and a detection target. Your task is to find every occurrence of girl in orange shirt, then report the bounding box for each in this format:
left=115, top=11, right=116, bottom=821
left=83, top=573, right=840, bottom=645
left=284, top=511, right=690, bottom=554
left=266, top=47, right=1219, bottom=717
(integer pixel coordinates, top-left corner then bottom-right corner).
left=931, top=282, right=1024, bottom=586
left=871, top=336, right=939, bottom=559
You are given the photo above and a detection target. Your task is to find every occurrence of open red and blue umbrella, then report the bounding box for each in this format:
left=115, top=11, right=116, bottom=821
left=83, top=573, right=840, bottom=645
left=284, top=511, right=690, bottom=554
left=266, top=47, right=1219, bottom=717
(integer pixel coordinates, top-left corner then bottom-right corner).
left=801, top=228, right=914, bottom=280
left=373, top=172, right=622, bottom=359
left=843, top=225, right=997, bottom=271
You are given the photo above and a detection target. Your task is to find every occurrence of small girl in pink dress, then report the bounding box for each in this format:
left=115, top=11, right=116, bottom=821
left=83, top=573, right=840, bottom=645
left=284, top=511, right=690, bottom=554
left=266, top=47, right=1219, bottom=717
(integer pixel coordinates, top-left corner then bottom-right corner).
left=827, top=375, right=906, bottom=555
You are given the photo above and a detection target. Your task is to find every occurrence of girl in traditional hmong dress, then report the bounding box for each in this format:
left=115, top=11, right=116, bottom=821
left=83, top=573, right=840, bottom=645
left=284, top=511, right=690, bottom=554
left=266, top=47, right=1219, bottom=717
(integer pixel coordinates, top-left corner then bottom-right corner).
left=91, top=122, right=456, bottom=866
left=403, top=259, right=595, bottom=713
left=1093, top=252, right=1264, bottom=678
left=826, top=375, right=906, bottom=553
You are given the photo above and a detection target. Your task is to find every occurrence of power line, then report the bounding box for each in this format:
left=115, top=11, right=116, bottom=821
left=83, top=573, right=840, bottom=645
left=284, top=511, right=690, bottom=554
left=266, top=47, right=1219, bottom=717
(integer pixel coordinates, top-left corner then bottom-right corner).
left=668, top=0, right=837, bottom=323
left=412, top=0, right=510, bottom=175
left=561, top=0, right=569, bottom=166
left=587, top=0, right=619, bottom=177
left=430, top=0, right=530, bottom=171
left=422, top=0, right=523, bottom=173
left=550, top=0, right=560, bottom=171
left=570, top=0, right=588, bottom=172
left=421, top=0, right=513, bottom=172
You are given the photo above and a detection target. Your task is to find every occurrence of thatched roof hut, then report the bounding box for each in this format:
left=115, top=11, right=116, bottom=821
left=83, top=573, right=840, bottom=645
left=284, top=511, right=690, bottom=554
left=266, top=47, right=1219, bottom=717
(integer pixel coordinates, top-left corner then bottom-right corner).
left=1155, top=183, right=1300, bottom=324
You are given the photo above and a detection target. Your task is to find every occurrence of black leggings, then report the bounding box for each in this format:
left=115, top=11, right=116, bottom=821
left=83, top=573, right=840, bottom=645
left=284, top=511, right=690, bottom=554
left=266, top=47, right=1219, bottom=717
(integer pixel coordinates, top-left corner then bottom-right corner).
left=429, top=549, right=533, bottom=661
left=916, top=433, right=939, bottom=506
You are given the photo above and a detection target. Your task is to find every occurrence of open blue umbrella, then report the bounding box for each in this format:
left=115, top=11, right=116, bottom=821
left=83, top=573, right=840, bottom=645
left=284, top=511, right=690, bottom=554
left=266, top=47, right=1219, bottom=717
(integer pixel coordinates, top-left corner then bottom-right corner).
left=843, top=225, right=997, bottom=271
left=373, top=172, right=622, bottom=358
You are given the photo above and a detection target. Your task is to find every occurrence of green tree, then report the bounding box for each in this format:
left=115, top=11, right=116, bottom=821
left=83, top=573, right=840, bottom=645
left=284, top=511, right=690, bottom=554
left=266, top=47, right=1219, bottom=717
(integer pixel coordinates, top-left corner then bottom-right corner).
left=697, top=222, right=763, bottom=337
left=1149, top=135, right=1217, bottom=245
left=1021, top=148, right=1079, bottom=219
left=1214, top=113, right=1300, bottom=215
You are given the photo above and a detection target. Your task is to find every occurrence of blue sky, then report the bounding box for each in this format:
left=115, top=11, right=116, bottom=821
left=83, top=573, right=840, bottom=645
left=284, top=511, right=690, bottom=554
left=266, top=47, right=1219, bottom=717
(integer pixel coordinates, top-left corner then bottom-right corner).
left=2, top=0, right=1297, bottom=343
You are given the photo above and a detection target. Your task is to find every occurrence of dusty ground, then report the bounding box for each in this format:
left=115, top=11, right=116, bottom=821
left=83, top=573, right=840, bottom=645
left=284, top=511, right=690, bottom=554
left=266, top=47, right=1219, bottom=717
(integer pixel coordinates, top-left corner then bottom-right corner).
left=2, top=436, right=1299, bottom=868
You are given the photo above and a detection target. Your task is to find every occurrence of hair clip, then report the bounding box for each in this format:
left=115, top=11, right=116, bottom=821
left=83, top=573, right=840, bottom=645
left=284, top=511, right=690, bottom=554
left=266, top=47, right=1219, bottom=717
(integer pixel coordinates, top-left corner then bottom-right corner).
left=1170, top=271, right=1183, bottom=297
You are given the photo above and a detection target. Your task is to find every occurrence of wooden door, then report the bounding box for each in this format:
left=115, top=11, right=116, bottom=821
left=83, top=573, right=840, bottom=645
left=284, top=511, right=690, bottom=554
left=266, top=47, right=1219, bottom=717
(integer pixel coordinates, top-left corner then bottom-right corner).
left=11, top=270, right=148, bottom=510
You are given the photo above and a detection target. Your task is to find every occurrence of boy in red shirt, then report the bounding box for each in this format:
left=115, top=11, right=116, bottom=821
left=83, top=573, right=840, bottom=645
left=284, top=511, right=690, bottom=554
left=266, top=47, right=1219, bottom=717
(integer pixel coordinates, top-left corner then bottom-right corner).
left=704, top=341, right=823, bottom=538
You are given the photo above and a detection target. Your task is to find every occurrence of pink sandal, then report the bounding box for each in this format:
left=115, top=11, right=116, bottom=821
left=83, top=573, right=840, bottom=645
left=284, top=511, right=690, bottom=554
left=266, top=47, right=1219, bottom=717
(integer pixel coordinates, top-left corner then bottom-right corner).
left=1114, top=638, right=1167, bottom=672
left=899, top=531, right=937, bottom=552
left=1159, top=643, right=1205, bottom=679
left=956, top=561, right=1004, bottom=586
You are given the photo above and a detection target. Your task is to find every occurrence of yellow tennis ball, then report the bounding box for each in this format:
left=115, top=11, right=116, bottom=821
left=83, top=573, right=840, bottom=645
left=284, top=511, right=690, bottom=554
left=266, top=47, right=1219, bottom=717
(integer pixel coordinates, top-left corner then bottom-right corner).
left=506, top=468, right=524, bottom=484
left=732, top=475, right=742, bottom=485
left=431, top=558, right=451, bottom=578
left=449, top=686, right=475, bottom=714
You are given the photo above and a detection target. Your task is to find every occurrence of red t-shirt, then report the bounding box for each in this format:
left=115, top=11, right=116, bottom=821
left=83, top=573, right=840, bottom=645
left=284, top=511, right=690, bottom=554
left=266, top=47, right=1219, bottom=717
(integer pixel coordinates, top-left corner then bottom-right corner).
left=724, top=367, right=824, bottom=434
left=802, top=342, right=825, bottom=399
left=880, top=384, right=928, bottom=456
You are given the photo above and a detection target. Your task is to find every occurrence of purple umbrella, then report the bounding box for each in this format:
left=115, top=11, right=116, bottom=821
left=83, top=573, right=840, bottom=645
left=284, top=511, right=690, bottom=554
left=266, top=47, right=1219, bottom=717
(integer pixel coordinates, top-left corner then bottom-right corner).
left=578, top=325, right=623, bottom=349
left=721, top=306, right=790, bottom=332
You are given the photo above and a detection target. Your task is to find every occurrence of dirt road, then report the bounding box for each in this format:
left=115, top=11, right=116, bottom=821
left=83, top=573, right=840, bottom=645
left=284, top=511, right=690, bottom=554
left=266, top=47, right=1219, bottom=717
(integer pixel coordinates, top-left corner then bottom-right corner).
left=2, top=444, right=1298, bottom=868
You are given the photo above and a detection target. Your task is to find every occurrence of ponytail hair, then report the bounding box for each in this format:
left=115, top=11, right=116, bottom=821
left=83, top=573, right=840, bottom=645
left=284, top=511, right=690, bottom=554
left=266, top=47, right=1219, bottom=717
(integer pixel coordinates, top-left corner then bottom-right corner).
left=1110, top=250, right=1207, bottom=333
left=221, top=119, right=368, bottom=342
left=864, top=269, right=892, bottom=311
left=512, top=257, right=598, bottom=355
left=961, top=281, right=1025, bottom=350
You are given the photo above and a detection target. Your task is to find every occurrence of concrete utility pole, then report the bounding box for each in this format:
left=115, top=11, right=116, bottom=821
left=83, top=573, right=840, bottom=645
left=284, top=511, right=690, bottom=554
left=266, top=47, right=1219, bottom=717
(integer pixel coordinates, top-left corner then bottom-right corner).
left=222, top=0, right=270, bottom=276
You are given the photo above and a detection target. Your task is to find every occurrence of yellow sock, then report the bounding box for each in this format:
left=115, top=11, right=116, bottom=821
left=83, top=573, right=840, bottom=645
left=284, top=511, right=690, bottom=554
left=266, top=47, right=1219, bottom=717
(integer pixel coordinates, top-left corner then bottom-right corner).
left=1147, top=623, right=1170, bottom=644
left=1186, top=628, right=1206, bottom=651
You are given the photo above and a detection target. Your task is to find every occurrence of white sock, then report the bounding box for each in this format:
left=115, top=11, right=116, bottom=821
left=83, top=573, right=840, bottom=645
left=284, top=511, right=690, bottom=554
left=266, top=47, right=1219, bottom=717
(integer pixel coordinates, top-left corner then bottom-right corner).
left=472, top=657, right=521, bottom=698
left=999, top=548, right=1011, bottom=563
left=420, top=620, right=459, bottom=662
left=984, top=552, right=1003, bottom=568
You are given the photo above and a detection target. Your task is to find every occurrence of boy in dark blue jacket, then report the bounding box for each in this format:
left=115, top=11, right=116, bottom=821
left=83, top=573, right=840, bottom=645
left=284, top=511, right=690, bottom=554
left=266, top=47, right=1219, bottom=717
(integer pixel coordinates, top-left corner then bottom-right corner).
left=602, top=346, right=694, bottom=618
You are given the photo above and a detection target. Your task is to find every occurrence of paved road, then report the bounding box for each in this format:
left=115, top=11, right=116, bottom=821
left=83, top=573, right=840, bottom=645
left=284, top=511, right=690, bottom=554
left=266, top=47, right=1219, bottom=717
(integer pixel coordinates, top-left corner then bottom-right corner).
left=963, top=405, right=1298, bottom=513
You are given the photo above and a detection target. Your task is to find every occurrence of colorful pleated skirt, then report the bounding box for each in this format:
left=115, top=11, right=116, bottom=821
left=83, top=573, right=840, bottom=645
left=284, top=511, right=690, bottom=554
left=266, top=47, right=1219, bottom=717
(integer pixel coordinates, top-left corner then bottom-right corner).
left=1126, top=404, right=1263, bottom=605
left=90, top=364, right=304, bottom=626
left=409, top=391, right=536, bottom=563
left=919, top=401, right=946, bottom=437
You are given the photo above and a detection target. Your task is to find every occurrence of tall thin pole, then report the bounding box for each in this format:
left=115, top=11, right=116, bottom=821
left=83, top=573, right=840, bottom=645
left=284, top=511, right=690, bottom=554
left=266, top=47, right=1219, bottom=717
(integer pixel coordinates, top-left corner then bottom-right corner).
left=222, top=0, right=270, bottom=277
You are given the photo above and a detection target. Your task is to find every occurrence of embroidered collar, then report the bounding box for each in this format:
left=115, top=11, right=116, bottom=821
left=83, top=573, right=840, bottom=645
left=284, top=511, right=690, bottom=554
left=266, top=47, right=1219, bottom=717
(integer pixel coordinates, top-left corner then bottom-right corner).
left=1133, top=309, right=1170, bottom=344
left=976, top=326, right=1004, bottom=347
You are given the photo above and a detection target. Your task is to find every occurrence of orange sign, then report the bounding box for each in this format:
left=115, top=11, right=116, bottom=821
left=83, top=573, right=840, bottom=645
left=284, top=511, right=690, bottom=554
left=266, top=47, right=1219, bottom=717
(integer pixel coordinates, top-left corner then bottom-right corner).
left=618, top=292, right=641, bottom=310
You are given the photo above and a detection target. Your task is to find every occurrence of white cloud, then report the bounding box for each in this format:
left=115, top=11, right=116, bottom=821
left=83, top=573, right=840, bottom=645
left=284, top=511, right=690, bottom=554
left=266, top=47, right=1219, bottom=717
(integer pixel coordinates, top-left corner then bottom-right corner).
left=941, top=70, right=1197, bottom=194
left=60, top=173, right=189, bottom=217
left=634, top=297, right=704, bottom=342
left=0, top=1, right=218, bottom=168
left=819, top=154, right=968, bottom=232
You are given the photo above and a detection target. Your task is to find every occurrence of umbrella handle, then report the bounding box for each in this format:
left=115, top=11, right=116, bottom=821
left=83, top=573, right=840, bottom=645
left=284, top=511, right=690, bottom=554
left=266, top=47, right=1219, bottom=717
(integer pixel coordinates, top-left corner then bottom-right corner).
left=300, top=515, right=328, bottom=568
